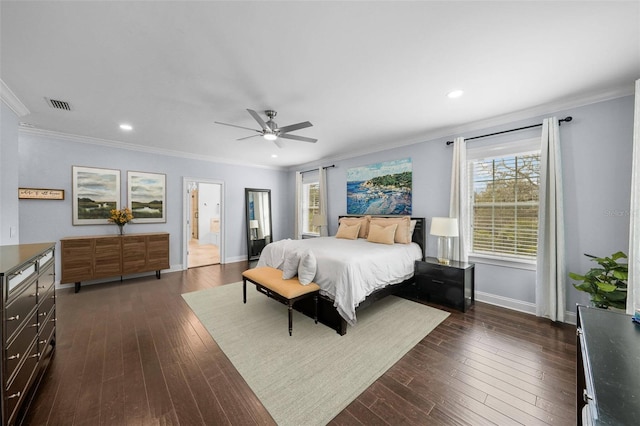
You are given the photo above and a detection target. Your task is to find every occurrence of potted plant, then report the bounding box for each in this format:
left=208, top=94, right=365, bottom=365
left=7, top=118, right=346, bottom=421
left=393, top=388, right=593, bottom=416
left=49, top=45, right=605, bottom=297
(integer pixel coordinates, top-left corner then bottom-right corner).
left=570, top=251, right=628, bottom=310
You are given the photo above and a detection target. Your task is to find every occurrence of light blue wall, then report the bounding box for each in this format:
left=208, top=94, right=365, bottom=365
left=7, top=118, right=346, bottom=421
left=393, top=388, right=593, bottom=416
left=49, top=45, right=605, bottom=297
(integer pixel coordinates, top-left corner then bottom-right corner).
left=0, top=102, right=20, bottom=245
left=291, top=95, right=635, bottom=317
left=17, top=131, right=290, bottom=276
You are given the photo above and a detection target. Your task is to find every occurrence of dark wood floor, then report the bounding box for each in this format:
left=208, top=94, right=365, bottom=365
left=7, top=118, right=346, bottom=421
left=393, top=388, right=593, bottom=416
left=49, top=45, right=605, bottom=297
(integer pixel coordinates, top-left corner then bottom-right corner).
left=22, top=262, right=577, bottom=425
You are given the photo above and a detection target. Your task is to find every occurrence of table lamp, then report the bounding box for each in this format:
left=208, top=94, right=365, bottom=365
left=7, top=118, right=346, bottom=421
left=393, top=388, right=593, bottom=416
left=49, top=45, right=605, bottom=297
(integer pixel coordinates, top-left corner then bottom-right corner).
left=249, top=220, right=259, bottom=239
left=311, top=214, right=327, bottom=234
left=430, top=217, right=459, bottom=265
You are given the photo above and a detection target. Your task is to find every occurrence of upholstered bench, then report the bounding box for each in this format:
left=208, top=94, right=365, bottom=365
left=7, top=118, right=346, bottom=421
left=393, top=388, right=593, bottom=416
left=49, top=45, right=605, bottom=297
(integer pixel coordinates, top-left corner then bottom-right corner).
left=242, top=266, right=320, bottom=336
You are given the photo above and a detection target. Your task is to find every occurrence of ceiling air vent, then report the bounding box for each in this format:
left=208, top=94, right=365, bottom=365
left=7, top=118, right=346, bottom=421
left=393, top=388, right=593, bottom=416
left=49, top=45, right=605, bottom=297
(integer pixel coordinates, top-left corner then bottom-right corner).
left=45, top=97, right=72, bottom=111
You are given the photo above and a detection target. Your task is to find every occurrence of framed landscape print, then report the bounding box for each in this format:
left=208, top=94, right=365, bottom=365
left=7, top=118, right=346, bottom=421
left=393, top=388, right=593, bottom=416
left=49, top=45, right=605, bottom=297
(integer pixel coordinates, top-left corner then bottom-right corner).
left=127, top=171, right=166, bottom=223
left=72, top=166, right=121, bottom=225
left=346, top=158, right=412, bottom=215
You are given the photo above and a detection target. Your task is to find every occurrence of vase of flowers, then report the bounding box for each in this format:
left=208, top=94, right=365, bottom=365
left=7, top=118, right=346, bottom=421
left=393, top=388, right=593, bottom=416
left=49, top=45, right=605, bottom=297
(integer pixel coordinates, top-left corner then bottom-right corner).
left=108, top=208, right=134, bottom=235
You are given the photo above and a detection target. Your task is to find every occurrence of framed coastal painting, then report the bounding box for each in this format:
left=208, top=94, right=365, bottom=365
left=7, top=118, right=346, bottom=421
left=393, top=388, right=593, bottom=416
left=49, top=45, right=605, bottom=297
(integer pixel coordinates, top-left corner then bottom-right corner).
left=127, top=171, right=166, bottom=223
left=72, top=166, right=120, bottom=225
left=346, top=158, right=412, bottom=215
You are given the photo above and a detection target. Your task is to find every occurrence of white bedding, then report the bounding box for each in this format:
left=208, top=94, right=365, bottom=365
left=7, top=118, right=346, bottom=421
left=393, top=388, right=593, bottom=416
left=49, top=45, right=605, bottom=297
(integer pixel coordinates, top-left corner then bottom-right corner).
left=257, top=237, right=422, bottom=325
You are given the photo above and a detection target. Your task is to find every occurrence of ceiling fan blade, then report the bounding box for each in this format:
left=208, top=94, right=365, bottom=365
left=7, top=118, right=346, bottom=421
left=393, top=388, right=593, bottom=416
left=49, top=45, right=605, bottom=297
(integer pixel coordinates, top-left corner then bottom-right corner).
left=278, top=121, right=313, bottom=134
left=247, top=109, right=269, bottom=131
left=273, top=139, right=283, bottom=149
left=214, top=121, right=260, bottom=132
left=279, top=133, right=317, bottom=143
left=237, top=134, right=261, bottom=141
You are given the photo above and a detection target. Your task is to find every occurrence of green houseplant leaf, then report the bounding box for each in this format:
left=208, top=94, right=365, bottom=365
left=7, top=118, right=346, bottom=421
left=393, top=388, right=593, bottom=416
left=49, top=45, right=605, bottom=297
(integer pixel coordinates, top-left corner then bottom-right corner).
left=570, top=251, right=628, bottom=310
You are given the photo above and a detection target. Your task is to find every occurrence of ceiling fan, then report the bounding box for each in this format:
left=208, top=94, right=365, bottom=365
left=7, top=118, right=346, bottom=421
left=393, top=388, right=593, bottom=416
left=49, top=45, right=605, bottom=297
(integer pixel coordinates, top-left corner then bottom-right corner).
left=215, top=109, right=317, bottom=148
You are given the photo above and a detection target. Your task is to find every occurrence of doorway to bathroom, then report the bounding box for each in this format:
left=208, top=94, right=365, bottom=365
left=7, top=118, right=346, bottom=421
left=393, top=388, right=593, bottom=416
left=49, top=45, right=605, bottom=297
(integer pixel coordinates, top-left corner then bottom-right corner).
left=184, top=178, right=224, bottom=268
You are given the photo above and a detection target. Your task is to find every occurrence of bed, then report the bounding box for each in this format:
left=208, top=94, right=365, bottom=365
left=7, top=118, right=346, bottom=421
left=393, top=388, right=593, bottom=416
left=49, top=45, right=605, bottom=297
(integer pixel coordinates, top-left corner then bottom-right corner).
left=256, top=216, right=426, bottom=335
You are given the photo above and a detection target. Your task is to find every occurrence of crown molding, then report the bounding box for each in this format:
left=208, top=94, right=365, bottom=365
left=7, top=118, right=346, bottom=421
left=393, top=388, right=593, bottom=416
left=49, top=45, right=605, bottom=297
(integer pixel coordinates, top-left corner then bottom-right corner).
left=18, top=126, right=286, bottom=171
left=289, top=82, right=636, bottom=172
left=0, top=79, right=30, bottom=117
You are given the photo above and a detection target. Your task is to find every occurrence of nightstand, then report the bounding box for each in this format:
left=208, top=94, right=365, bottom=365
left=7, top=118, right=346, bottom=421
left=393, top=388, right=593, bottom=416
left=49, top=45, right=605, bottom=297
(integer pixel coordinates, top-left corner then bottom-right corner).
left=414, top=257, right=475, bottom=312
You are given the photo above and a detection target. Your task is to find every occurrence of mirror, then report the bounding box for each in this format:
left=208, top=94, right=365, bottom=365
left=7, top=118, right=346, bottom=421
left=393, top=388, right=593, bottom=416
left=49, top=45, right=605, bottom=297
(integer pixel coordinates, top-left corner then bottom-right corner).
left=245, top=188, right=272, bottom=261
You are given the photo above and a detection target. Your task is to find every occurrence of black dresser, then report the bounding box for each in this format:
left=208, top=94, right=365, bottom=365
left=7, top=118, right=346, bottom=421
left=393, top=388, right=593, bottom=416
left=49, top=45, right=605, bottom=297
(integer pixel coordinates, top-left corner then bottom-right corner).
left=577, top=305, right=640, bottom=425
left=0, top=243, right=56, bottom=426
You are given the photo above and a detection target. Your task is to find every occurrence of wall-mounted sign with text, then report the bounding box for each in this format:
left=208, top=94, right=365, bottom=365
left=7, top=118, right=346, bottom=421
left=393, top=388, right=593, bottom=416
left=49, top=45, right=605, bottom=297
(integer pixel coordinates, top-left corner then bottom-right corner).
left=18, top=188, right=65, bottom=200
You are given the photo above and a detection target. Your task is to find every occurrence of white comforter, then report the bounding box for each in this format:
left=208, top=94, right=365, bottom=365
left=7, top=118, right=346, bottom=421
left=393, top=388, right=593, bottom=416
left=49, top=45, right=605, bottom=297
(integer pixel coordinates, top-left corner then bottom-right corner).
left=257, top=237, right=422, bottom=325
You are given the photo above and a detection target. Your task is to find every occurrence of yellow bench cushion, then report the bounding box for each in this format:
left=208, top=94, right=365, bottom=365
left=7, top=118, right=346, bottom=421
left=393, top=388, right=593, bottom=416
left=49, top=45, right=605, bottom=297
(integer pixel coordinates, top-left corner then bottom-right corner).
left=242, top=267, right=320, bottom=299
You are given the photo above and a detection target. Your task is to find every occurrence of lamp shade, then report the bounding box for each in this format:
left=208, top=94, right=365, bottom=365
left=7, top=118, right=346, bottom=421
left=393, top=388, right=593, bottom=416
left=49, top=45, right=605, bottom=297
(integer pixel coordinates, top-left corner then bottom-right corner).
left=430, top=217, right=459, bottom=237
left=311, top=214, right=327, bottom=227
left=249, top=220, right=259, bottom=229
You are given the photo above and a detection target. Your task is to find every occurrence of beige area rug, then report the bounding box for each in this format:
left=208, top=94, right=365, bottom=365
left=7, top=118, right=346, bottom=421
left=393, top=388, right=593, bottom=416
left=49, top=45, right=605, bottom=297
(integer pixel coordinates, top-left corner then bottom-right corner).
left=182, top=282, right=449, bottom=426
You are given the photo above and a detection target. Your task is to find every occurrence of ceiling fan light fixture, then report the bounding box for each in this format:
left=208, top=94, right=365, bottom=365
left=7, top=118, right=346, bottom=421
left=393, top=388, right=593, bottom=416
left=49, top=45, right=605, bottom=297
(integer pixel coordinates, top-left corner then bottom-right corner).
left=263, top=133, right=278, bottom=141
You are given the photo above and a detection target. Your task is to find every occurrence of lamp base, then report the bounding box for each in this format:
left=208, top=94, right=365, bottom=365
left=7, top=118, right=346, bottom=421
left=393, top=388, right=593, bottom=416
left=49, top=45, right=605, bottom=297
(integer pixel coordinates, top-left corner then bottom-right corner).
left=437, top=236, right=454, bottom=265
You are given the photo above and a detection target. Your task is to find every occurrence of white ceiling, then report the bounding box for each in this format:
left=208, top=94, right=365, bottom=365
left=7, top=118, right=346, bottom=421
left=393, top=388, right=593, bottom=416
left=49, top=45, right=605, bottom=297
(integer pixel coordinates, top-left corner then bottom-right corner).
left=2, top=1, right=639, bottom=169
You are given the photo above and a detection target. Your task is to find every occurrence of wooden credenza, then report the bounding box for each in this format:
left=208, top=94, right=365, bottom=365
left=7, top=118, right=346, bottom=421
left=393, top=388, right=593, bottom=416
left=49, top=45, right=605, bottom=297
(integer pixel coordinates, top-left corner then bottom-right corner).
left=0, top=242, right=56, bottom=426
left=60, top=233, right=169, bottom=292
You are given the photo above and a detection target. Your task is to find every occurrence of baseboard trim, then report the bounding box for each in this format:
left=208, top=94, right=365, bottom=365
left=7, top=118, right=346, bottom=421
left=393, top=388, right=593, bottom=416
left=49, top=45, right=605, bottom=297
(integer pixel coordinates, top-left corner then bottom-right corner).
left=475, top=291, right=576, bottom=325
left=55, top=265, right=183, bottom=290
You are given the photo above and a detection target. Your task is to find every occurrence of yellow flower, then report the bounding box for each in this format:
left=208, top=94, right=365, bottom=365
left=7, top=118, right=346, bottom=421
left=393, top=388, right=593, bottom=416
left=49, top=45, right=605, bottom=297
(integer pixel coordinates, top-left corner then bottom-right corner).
left=108, top=207, right=134, bottom=225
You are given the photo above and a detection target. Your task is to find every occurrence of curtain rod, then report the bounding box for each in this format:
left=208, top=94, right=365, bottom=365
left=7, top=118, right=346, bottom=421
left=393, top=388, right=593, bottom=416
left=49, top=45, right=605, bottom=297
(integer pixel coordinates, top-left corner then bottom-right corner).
left=445, top=116, right=573, bottom=146
left=300, top=164, right=336, bottom=174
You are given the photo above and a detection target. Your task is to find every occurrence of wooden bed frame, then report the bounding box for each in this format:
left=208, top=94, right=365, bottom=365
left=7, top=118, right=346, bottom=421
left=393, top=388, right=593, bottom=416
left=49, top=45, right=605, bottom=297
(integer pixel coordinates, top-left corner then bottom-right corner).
left=293, top=216, right=426, bottom=335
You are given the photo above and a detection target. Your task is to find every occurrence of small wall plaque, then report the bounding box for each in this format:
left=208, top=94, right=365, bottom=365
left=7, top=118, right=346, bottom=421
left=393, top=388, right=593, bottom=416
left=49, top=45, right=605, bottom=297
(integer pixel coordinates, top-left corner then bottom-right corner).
left=18, top=188, right=65, bottom=200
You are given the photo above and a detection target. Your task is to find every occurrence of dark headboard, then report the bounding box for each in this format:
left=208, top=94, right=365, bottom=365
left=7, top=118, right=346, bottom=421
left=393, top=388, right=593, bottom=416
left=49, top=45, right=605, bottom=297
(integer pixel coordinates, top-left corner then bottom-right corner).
left=338, top=216, right=426, bottom=260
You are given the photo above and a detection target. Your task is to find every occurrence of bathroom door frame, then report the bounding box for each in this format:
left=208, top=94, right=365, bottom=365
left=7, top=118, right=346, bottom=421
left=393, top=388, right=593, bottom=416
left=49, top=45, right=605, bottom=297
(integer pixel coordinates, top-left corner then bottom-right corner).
left=183, top=177, right=225, bottom=269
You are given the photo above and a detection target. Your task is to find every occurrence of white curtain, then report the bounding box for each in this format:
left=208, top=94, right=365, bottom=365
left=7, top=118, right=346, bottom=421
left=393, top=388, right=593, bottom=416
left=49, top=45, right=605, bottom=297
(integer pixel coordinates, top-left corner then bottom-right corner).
left=627, top=79, right=640, bottom=315
left=535, top=117, right=566, bottom=322
left=294, top=171, right=302, bottom=239
left=449, top=137, right=468, bottom=262
left=318, top=167, right=329, bottom=237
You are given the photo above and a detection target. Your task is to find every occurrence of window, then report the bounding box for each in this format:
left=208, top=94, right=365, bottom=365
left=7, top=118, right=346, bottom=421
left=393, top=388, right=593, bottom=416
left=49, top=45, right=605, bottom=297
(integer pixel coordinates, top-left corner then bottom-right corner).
left=467, top=138, right=541, bottom=261
left=302, top=182, right=320, bottom=235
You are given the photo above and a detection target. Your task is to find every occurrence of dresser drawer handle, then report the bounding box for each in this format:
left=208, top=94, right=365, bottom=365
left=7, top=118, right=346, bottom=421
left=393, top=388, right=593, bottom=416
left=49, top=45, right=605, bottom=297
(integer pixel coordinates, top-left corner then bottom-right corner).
left=39, top=311, right=48, bottom=317
left=51, top=318, right=57, bottom=323
left=29, top=293, right=37, bottom=297
left=7, top=392, right=21, bottom=399
left=29, top=353, right=41, bottom=359
left=39, top=340, right=47, bottom=345
left=8, top=353, right=20, bottom=360
left=431, top=279, right=445, bottom=284
left=8, top=314, right=20, bottom=321
left=29, top=322, right=40, bottom=328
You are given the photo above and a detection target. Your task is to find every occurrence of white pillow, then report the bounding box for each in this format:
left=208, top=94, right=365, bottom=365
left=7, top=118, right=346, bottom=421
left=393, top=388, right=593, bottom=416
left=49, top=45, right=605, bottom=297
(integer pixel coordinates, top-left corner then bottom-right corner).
left=298, top=250, right=317, bottom=285
left=282, top=249, right=302, bottom=279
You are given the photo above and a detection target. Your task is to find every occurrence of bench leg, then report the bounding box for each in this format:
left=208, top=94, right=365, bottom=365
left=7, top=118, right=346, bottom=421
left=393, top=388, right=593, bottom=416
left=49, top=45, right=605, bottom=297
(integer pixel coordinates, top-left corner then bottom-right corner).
left=314, top=294, right=318, bottom=324
left=243, top=279, right=247, bottom=304
left=288, top=303, right=293, bottom=336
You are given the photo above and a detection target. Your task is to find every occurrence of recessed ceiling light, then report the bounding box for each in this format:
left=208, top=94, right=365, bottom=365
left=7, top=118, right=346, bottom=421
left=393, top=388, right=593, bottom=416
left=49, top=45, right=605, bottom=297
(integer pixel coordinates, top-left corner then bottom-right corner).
left=447, top=89, right=464, bottom=99
left=271, top=154, right=278, bottom=158
left=119, top=123, right=133, bottom=131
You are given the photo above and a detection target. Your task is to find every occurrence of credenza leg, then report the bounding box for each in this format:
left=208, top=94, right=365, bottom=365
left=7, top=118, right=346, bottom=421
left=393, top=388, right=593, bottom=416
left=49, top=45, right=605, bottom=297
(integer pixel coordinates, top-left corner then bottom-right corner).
left=156, top=270, right=161, bottom=279
left=74, top=282, right=81, bottom=293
